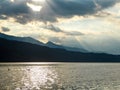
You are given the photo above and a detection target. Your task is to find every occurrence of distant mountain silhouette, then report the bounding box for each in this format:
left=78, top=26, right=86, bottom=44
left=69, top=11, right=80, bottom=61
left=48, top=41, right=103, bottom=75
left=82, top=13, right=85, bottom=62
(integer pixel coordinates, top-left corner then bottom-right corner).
left=0, top=35, right=120, bottom=62
left=45, top=41, right=64, bottom=49
left=0, top=33, right=45, bottom=46
left=45, top=41, right=88, bottom=52
left=0, top=33, right=87, bottom=52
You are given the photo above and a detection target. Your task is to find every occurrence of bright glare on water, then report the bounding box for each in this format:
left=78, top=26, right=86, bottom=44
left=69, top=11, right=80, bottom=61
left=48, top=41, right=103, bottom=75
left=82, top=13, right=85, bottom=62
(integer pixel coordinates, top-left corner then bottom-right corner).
left=0, top=63, right=120, bottom=90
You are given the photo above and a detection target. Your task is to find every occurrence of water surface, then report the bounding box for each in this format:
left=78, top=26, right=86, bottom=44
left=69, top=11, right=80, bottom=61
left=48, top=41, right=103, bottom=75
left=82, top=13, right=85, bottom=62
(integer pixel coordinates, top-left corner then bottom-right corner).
left=0, top=63, right=120, bottom=90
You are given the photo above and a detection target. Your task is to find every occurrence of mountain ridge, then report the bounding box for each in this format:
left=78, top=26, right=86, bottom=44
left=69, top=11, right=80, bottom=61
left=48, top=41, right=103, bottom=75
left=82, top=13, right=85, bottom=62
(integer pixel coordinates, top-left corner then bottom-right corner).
left=0, top=33, right=87, bottom=52
left=0, top=36, right=120, bottom=62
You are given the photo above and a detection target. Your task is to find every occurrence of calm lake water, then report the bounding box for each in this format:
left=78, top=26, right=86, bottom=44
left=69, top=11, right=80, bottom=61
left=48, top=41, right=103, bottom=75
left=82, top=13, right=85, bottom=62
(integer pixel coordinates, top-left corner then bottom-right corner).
left=0, top=63, right=120, bottom=90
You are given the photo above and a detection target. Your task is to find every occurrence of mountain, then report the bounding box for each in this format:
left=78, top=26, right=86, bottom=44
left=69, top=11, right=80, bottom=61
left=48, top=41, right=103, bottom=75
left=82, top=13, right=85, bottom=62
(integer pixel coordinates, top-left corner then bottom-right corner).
left=0, top=36, right=120, bottom=62
left=45, top=41, right=88, bottom=52
left=0, top=33, right=45, bottom=46
left=0, top=33, right=87, bottom=52
left=45, top=41, right=64, bottom=49
left=64, top=46, right=87, bottom=53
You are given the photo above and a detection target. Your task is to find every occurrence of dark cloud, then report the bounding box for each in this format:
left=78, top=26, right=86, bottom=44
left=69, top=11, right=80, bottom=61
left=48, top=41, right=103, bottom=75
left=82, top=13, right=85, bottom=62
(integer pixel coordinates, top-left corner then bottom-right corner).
left=37, top=0, right=120, bottom=22
left=0, top=15, right=8, bottom=20
left=43, top=24, right=84, bottom=36
left=94, top=11, right=112, bottom=17
left=0, top=0, right=119, bottom=23
left=65, top=31, right=84, bottom=36
left=0, top=0, right=29, bottom=15
left=1, top=27, right=10, bottom=32
left=43, top=24, right=63, bottom=32
left=0, top=0, right=31, bottom=23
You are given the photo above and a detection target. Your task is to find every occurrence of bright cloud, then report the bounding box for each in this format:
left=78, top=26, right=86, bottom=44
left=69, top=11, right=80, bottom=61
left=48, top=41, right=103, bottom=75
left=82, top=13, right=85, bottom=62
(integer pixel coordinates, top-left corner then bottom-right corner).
left=27, top=2, right=42, bottom=12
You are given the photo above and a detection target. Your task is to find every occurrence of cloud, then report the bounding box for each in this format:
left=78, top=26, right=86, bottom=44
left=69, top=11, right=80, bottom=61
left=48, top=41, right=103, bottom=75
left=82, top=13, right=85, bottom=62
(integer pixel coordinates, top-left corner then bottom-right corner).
left=43, top=24, right=84, bottom=36
left=0, top=0, right=30, bottom=23
left=1, top=27, right=10, bottom=32
left=0, top=0, right=29, bottom=15
left=36, top=0, right=120, bottom=22
left=65, top=31, right=84, bottom=36
left=0, top=0, right=119, bottom=23
left=43, top=24, right=62, bottom=32
left=0, top=15, right=8, bottom=20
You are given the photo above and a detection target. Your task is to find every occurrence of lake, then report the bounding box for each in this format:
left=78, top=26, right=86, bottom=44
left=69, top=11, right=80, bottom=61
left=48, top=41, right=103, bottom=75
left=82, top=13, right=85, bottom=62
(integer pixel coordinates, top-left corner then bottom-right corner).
left=0, top=63, right=120, bottom=90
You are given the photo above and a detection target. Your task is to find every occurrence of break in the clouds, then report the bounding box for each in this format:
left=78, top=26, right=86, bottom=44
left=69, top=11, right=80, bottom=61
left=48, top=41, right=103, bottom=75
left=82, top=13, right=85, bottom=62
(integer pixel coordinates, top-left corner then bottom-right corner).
left=0, top=0, right=120, bottom=23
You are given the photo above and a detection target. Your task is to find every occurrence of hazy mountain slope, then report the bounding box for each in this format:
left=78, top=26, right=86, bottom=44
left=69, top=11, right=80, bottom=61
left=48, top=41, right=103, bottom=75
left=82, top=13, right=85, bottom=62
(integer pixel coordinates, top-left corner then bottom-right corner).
left=0, top=33, right=87, bottom=52
left=0, top=37, right=120, bottom=62
left=0, top=33, right=44, bottom=46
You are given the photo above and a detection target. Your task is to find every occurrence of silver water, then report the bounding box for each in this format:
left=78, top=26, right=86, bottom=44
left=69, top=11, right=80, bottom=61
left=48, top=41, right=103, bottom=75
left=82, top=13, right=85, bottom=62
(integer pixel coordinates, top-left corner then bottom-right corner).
left=0, top=63, right=120, bottom=90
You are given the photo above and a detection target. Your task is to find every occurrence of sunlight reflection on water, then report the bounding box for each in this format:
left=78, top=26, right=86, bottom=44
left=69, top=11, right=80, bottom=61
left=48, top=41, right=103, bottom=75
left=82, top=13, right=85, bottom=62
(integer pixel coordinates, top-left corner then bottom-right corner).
left=20, top=66, right=58, bottom=90
left=0, top=64, right=60, bottom=90
left=0, top=63, right=120, bottom=90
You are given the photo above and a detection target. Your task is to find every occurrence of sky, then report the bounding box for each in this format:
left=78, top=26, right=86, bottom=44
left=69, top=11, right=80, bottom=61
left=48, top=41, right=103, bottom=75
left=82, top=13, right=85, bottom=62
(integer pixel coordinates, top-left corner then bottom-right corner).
left=0, top=0, right=120, bottom=55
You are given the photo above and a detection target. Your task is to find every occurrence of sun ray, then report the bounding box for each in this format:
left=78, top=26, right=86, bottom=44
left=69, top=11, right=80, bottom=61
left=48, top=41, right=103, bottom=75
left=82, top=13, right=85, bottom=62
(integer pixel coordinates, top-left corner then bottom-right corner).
left=10, top=0, right=14, bottom=2
left=32, top=0, right=45, bottom=2
left=27, top=3, right=42, bottom=12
